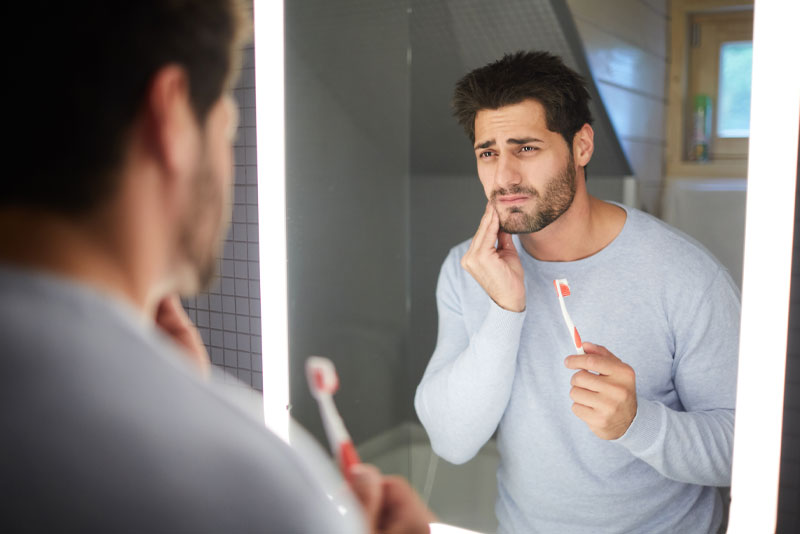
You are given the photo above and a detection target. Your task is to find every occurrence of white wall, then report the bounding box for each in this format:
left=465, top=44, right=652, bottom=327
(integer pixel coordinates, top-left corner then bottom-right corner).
left=568, top=0, right=669, bottom=215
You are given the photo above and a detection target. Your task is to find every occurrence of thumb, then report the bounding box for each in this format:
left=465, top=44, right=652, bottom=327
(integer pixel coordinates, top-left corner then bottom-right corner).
left=348, top=464, right=382, bottom=532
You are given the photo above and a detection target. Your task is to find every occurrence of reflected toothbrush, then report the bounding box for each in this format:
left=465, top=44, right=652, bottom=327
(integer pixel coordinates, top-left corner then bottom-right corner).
left=554, top=279, right=584, bottom=355
left=305, top=356, right=361, bottom=479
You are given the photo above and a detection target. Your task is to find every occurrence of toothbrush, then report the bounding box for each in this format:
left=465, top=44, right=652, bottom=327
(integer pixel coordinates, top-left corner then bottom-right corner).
left=553, top=279, right=584, bottom=355
left=305, top=356, right=361, bottom=479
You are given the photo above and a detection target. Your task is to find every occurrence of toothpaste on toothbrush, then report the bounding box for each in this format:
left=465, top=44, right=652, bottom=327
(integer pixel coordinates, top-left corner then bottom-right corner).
left=553, top=278, right=584, bottom=355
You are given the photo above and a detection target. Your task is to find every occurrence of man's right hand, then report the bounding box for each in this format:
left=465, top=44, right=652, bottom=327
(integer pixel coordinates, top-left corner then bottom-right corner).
left=460, top=201, right=526, bottom=312
left=348, top=464, right=436, bottom=534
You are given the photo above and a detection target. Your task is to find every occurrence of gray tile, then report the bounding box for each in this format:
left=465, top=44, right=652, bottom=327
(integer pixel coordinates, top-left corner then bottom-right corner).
left=250, top=298, right=261, bottom=317
left=221, top=277, right=235, bottom=296
left=234, top=242, right=248, bottom=260
left=224, top=331, right=238, bottom=349
left=236, top=314, right=250, bottom=334
left=248, top=262, right=260, bottom=279
left=223, top=313, right=237, bottom=332
left=235, top=278, right=249, bottom=297
left=237, top=333, right=250, bottom=351
left=234, top=261, right=249, bottom=279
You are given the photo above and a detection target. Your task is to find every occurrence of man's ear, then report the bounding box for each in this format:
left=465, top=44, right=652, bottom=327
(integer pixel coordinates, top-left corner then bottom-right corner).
left=572, top=123, right=594, bottom=168
left=143, top=65, right=197, bottom=180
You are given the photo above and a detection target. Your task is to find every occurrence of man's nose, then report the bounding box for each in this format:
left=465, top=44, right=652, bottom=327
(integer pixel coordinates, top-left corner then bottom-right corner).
left=494, top=154, right=523, bottom=190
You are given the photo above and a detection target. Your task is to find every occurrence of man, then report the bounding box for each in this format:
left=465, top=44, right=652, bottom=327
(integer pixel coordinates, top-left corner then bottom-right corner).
left=415, top=51, right=740, bottom=533
left=1, top=1, right=433, bottom=532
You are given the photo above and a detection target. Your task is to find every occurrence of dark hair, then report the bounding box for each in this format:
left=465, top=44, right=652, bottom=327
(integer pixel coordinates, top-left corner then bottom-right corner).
left=452, top=51, right=593, bottom=147
left=7, top=0, right=250, bottom=215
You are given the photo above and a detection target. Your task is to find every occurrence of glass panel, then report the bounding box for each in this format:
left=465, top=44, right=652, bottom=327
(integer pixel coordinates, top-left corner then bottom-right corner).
left=717, top=41, right=753, bottom=138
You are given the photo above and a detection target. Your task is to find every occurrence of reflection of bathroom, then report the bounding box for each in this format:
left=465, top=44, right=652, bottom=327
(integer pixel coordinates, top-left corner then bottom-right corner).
left=184, top=0, right=759, bottom=531
left=278, top=0, right=754, bottom=531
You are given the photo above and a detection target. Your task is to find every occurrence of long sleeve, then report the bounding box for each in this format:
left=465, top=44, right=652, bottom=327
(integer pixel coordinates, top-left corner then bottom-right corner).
left=613, top=267, right=740, bottom=486
left=414, top=249, right=526, bottom=464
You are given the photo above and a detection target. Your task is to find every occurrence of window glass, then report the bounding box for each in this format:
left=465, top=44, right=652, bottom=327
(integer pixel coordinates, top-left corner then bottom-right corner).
left=717, top=41, right=753, bottom=138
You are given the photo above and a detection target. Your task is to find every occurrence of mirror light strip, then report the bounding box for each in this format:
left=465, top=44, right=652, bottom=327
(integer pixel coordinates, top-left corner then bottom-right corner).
left=253, top=0, right=290, bottom=443
left=728, top=0, right=800, bottom=532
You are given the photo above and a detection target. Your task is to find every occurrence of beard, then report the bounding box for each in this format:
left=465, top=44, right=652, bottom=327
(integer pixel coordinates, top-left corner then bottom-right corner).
left=491, top=152, right=577, bottom=234
left=176, top=154, right=230, bottom=295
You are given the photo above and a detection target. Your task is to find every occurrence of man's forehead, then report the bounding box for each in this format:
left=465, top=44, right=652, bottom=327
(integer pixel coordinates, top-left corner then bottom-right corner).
left=473, top=100, right=553, bottom=147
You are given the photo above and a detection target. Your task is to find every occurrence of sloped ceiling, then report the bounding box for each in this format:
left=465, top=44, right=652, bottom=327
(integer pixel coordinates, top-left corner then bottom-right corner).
left=410, top=0, right=632, bottom=178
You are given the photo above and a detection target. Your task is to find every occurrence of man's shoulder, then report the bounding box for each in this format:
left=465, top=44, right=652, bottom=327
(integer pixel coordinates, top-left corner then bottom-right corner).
left=624, top=206, right=728, bottom=276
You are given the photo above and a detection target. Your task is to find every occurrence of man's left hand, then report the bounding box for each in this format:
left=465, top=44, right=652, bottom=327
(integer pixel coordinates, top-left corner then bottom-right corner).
left=564, top=342, right=637, bottom=440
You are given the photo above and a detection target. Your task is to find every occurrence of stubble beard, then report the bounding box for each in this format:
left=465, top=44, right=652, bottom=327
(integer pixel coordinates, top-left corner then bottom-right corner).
left=177, top=156, right=230, bottom=295
left=493, top=153, right=577, bottom=234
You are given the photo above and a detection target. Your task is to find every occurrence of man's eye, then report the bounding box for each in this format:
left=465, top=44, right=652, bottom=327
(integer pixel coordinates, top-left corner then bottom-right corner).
left=520, top=146, right=537, bottom=152
left=479, top=151, right=494, bottom=158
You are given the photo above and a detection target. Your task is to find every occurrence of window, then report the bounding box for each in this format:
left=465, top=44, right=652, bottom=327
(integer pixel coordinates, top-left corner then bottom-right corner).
left=666, top=1, right=754, bottom=178
left=687, top=9, right=753, bottom=162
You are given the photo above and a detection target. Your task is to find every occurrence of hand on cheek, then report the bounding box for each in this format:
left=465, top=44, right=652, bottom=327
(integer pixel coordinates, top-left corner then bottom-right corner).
left=564, top=342, right=637, bottom=440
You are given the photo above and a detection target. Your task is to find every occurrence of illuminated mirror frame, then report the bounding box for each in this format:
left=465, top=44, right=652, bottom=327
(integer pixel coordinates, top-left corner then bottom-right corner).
left=252, top=0, right=800, bottom=529
left=728, top=0, right=799, bottom=531
left=253, top=0, right=289, bottom=442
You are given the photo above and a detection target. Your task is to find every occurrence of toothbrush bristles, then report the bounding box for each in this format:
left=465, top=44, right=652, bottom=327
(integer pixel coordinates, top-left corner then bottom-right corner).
left=555, top=279, right=571, bottom=297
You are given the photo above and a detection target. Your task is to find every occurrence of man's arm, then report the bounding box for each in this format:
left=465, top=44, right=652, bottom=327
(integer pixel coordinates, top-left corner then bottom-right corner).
left=566, top=268, right=740, bottom=486
left=415, top=204, right=527, bottom=464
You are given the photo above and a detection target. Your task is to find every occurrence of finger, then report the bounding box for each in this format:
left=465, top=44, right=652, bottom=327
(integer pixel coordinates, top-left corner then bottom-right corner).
left=582, top=341, right=614, bottom=355
left=570, top=385, right=600, bottom=408
left=465, top=202, right=495, bottom=259
left=570, top=401, right=596, bottom=422
left=570, top=370, right=604, bottom=392
left=564, top=353, right=619, bottom=376
left=476, top=204, right=501, bottom=252
left=379, top=475, right=436, bottom=534
left=347, top=464, right=383, bottom=532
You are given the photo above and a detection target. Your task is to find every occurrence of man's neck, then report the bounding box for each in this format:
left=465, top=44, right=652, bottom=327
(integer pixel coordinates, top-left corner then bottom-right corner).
left=0, top=208, right=151, bottom=312
left=518, top=193, right=627, bottom=262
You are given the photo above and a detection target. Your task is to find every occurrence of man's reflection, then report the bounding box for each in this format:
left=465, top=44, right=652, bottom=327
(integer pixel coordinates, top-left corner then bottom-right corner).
left=415, top=51, right=739, bottom=533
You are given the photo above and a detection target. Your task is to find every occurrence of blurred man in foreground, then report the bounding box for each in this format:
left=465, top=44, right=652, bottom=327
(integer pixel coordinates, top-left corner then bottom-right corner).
left=1, top=1, right=433, bottom=532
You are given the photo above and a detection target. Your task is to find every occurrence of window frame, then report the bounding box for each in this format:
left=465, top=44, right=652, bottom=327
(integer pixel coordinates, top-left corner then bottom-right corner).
left=666, top=0, right=754, bottom=178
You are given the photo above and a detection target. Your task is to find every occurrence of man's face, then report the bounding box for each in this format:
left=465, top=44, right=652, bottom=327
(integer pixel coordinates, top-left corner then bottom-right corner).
left=473, top=99, right=577, bottom=234
left=178, top=94, right=239, bottom=293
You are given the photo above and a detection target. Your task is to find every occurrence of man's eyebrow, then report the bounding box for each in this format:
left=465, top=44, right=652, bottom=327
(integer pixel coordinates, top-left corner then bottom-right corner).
left=507, top=137, right=543, bottom=145
left=474, top=137, right=544, bottom=150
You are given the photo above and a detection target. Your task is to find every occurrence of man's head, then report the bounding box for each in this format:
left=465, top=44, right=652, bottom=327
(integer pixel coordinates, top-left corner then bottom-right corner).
left=9, top=1, right=249, bottom=294
left=452, top=51, right=594, bottom=234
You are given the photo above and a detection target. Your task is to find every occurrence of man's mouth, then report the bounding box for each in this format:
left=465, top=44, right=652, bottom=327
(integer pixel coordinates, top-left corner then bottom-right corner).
left=496, top=195, right=530, bottom=205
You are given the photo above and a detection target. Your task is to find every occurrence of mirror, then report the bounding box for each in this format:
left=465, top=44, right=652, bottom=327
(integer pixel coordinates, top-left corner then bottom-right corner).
left=283, top=1, right=748, bottom=531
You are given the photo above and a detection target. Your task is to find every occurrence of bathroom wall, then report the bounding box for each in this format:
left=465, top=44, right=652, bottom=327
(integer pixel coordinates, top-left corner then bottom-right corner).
left=567, top=0, right=669, bottom=215
left=183, top=7, right=263, bottom=392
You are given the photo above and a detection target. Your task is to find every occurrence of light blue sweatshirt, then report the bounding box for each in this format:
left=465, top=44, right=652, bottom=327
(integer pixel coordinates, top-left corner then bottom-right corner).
left=415, top=205, right=740, bottom=534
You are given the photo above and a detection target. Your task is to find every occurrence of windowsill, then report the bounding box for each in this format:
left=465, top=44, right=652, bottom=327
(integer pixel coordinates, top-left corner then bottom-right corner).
left=666, top=159, right=748, bottom=178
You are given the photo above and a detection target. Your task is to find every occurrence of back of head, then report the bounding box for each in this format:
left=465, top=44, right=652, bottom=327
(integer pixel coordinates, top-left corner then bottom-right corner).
left=452, top=50, right=593, bottom=147
left=9, top=0, right=249, bottom=216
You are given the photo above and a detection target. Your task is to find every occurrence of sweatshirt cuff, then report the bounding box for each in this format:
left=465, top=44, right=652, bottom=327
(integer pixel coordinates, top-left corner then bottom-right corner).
left=612, top=397, right=666, bottom=457
left=472, top=300, right=527, bottom=357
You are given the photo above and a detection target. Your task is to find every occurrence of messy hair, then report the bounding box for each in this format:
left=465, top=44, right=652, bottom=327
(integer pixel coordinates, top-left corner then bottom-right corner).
left=452, top=50, right=593, bottom=148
